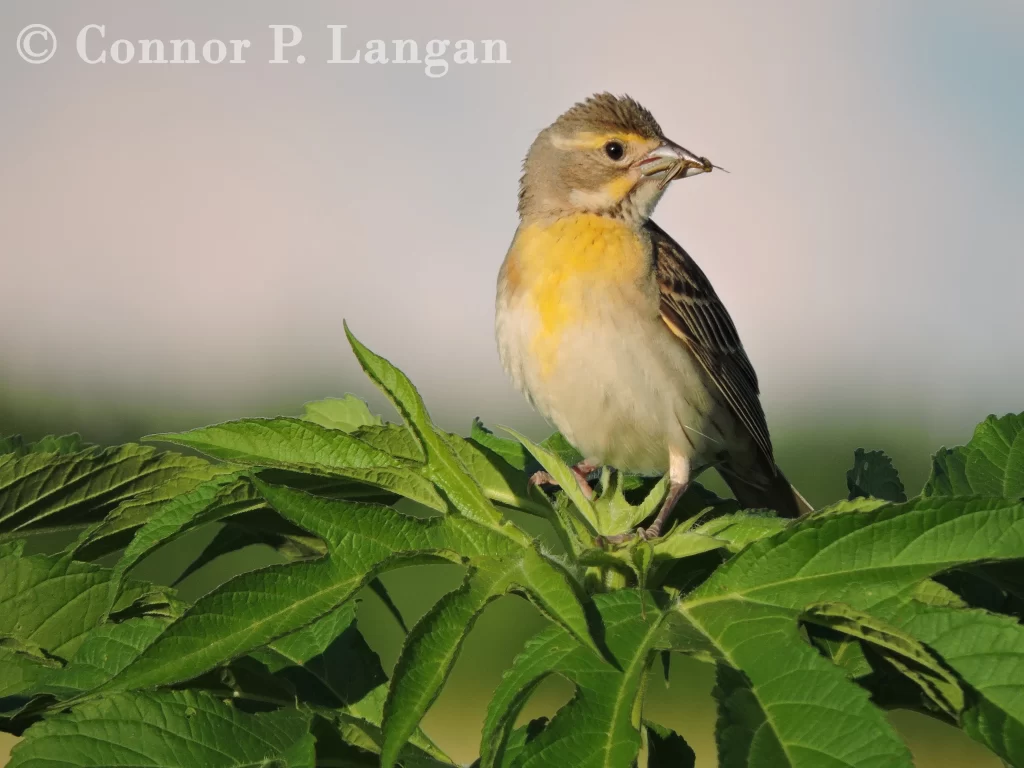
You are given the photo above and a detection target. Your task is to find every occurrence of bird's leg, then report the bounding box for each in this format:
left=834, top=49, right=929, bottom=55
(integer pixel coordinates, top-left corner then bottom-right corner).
left=529, top=459, right=599, bottom=500
left=571, top=460, right=600, bottom=500
left=602, top=450, right=690, bottom=544
left=639, top=451, right=690, bottom=540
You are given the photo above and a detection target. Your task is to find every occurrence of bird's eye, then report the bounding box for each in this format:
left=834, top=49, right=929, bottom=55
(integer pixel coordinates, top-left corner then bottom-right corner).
left=604, top=141, right=625, bottom=161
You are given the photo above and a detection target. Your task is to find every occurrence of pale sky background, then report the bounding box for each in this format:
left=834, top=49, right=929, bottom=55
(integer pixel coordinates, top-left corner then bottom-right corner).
left=1, top=0, right=1022, bottom=442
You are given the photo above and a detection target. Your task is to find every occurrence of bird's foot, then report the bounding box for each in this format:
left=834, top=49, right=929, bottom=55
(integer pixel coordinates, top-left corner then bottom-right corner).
left=597, top=473, right=688, bottom=547
left=597, top=523, right=663, bottom=547
left=528, top=461, right=598, bottom=500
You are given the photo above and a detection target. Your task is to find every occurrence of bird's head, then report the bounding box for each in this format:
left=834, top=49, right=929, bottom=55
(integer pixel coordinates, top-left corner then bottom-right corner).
left=518, top=93, right=716, bottom=224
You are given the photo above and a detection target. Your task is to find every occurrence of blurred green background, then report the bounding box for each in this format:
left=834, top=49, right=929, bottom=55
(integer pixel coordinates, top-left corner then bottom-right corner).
left=3, top=0, right=1022, bottom=764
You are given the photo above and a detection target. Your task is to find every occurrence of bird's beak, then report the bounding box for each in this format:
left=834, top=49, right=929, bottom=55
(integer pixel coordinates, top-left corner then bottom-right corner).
left=637, top=140, right=715, bottom=186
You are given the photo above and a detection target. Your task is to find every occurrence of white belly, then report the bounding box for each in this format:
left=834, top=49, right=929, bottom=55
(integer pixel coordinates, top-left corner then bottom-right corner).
left=496, top=275, right=732, bottom=474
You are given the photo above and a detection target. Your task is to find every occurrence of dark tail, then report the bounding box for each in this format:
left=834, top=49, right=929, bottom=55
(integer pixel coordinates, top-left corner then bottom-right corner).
left=719, top=460, right=814, bottom=518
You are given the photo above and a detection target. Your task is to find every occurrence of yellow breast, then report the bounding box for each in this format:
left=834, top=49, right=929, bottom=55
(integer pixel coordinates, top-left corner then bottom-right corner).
left=503, top=213, right=650, bottom=378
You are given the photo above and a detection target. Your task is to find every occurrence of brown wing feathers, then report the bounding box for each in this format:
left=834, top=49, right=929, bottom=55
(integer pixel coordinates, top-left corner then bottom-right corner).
left=647, top=220, right=776, bottom=469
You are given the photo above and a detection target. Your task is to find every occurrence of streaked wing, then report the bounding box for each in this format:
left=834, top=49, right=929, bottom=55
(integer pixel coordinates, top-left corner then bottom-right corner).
left=647, top=220, right=775, bottom=466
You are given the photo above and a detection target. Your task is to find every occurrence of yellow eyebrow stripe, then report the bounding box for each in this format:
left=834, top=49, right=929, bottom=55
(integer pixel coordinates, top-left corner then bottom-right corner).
left=549, top=131, right=649, bottom=150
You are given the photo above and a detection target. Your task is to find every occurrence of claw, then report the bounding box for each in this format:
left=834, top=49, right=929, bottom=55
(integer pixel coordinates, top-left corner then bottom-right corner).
left=638, top=523, right=663, bottom=541
left=572, top=465, right=595, bottom=500
left=596, top=523, right=664, bottom=548
left=604, top=454, right=688, bottom=544
left=528, top=470, right=556, bottom=489
left=599, top=529, right=639, bottom=546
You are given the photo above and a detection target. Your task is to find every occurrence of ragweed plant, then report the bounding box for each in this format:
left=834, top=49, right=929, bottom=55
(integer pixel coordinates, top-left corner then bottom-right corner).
left=1, top=328, right=1023, bottom=767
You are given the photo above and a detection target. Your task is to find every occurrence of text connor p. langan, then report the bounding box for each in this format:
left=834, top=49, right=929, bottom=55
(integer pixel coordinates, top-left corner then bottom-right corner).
left=74, top=24, right=511, bottom=78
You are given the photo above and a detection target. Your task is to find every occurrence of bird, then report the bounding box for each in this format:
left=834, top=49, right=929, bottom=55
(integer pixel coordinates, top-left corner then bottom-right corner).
left=495, top=93, right=812, bottom=542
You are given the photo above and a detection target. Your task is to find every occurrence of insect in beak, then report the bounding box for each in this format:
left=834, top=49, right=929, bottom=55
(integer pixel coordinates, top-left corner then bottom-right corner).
left=637, top=141, right=723, bottom=188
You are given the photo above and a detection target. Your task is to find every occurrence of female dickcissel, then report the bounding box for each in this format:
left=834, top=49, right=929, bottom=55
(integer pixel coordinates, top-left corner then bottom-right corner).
left=496, top=93, right=811, bottom=540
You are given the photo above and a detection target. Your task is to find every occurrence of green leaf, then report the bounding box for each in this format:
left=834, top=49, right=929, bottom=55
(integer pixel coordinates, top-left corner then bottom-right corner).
left=937, top=562, right=1024, bottom=619
left=0, top=436, right=21, bottom=458
left=611, top=511, right=788, bottom=592
left=31, top=435, right=89, bottom=454
left=503, top=427, right=599, bottom=539
left=846, top=448, right=907, bottom=502
left=800, top=601, right=964, bottom=718
left=677, top=495, right=1024, bottom=767
left=645, top=721, right=696, bottom=768
left=631, top=538, right=654, bottom=593
left=172, top=507, right=327, bottom=586
left=100, top=477, right=596, bottom=706
left=691, top=511, right=789, bottom=552
left=708, top=615, right=910, bottom=766
left=149, top=418, right=447, bottom=512
left=106, top=472, right=262, bottom=606
left=152, top=417, right=394, bottom=467
left=0, top=637, right=64, bottom=702
left=965, top=413, right=1024, bottom=498
left=345, top=325, right=506, bottom=530
left=924, top=413, right=1024, bottom=499
left=380, top=541, right=599, bottom=768
left=313, top=678, right=457, bottom=767
left=350, top=424, right=424, bottom=462
left=0, top=443, right=220, bottom=541
left=315, top=708, right=456, bottom=768
left=539, top=432, right=584, bottom=468
left=604, top=471, right=670, bottom=532
left=476, top=718, right=547, bottom=768
left=381, top=567, right=507, bottom=768
left=352, top=685, right=456, bottom=766
left=0, top=551, right=178, bottom=721
left=480, top=590, right=665, bottom=768
left=34, top=617, right=170, bottom=698
left=582, top=469, right=666, bottom=535
left=302, top=394, right=383, bottom=432
left=470, top=419, right=529, bottom=471
left=94, top=483, right=461, bottom=694
left=649, top=528, right=723, bottom=562
left=713, top=663, right=787, bottom=768
left=261, top=600, right=361, bottom=668
left=165, top=471, right=398, bottom=586
left=7, top=690, right=315, bottom=768
left=647, top=511, right=787, bottom=568
left=810, top=497, right=890, bottom=517
left=868, top=597, right=1024, bottom=766
left=246, top=601, right=386, bottom=710
left=686, top=497, right=1024, bottom=611
left=69, top=472, right=260, bottom=564
left=448, top=432, right=549, bottom=518
left=0, top=544, right=173, bottom=665
left=924, top=448, right=974, bottom=497
left=0, top=434, right=88, bottom=458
